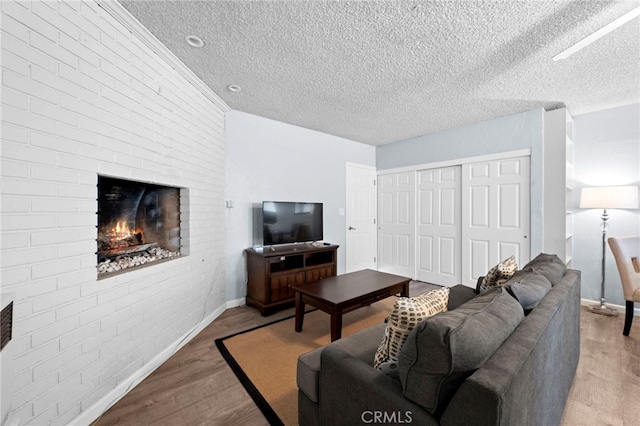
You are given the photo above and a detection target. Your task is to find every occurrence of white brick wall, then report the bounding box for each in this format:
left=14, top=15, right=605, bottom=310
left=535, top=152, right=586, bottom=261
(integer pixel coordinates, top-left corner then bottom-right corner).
left=0, top=1, right=227, bottom=424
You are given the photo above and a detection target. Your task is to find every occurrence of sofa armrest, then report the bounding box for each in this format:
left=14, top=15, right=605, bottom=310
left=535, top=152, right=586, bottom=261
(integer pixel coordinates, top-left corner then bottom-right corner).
left=319, top=345, right=438, bottom=425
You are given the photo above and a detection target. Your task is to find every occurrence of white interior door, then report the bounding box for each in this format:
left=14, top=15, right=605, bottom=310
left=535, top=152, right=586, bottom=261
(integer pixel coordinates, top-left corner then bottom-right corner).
left=416, top=166, right=461, bottom=286
left=377, top=172, right=415, bottom=278
left=462, top=156, right=530, bottom=287
left=345, top=164, right=377, bottom=273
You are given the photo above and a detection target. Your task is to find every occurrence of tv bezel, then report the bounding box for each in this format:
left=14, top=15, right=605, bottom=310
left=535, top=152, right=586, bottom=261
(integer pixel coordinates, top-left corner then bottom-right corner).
left=262, top=201, right=323, bottom=246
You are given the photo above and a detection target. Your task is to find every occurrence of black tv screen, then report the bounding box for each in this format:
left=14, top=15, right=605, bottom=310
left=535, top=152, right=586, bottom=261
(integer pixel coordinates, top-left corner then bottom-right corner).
left=262, top=201, right=323, bottom=245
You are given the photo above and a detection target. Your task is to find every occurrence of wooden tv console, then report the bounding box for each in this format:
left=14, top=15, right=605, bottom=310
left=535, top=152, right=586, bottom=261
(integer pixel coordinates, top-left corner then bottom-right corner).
left=245, top=243, right=338, bottom=316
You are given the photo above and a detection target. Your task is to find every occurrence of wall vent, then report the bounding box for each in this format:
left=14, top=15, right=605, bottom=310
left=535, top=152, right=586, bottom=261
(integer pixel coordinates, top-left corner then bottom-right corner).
left=0, top=301, right=12, bottom=351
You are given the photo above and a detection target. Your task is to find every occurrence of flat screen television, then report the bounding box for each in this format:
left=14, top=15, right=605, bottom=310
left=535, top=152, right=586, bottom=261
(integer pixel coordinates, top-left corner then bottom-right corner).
left=262, top=201, right=323, bottom=246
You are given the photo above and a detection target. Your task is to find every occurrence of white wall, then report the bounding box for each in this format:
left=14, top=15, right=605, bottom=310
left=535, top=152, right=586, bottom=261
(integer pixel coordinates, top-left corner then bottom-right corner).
left=0, top=1, right=227, bottom=424
left=572, top=103, right=640, bottom=307
left=224, top=111, right=376, bottom=302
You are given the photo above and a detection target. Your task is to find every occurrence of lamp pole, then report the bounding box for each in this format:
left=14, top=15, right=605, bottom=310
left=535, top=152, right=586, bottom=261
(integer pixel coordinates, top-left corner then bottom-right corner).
left=590, top=208, right=618, bottom=316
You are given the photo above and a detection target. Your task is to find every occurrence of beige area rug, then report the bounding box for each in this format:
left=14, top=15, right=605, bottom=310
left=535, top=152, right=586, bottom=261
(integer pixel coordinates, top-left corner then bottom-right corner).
left=215, top=298, right=396, bottom=425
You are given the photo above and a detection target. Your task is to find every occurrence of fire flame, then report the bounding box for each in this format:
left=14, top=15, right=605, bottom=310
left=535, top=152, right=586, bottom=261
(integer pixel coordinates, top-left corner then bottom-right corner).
left=113, top=221, right=132, bottom=240
left=99, top=221, right=144, bottom=252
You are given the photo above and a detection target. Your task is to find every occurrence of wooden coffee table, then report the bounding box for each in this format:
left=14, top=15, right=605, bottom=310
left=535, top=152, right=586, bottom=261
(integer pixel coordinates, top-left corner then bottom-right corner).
left=294, top=269, right=411, bottom=341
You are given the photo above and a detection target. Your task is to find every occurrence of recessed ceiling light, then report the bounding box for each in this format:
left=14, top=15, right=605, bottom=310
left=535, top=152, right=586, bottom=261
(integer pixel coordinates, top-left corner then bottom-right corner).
left=227, top=84, right=241, bottom=92
left=553, top=6, right=640, bottom=61
left=185, top=35, right=204, bottom=48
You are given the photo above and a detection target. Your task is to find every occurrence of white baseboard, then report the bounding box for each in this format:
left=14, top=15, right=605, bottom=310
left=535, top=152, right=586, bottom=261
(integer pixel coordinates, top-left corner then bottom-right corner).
left=225, top=297, right=246, bottom=309
left=580, top=298, right=640, bottom=317
left=73, top=303, right=228, bottom=426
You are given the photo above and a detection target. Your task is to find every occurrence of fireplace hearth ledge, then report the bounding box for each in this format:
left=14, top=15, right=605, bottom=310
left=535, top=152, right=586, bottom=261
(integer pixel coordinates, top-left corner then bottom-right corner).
left=97, top=248, right=181, bottom=279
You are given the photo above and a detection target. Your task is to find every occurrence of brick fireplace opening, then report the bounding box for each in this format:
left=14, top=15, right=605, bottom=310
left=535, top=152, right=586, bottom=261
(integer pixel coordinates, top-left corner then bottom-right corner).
left=97, top=176, right=182, bottom=277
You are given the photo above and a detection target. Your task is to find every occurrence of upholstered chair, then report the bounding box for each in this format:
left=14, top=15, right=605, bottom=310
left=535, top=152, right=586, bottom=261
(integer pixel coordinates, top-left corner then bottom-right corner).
left=608, top=236, right=640, bottom=336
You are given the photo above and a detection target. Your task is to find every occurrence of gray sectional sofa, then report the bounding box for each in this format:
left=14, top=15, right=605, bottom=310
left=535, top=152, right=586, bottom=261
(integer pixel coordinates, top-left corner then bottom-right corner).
left=297, top=254, right=581, bottom=425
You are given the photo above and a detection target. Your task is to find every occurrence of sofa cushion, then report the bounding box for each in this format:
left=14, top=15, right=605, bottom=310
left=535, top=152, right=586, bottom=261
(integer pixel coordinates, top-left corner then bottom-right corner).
left=398, top=286, right=524, bottom=414
left=505, top=270, right=552, bottom=311
left=447, top=284, right=477, bottom=310
left=297, top=323, right=386, bottom=403
left=477, top=255, right=518, bottom=293
left=521, top=253, right=567, bottom=285
left=373, top=287, right=449, bottom=369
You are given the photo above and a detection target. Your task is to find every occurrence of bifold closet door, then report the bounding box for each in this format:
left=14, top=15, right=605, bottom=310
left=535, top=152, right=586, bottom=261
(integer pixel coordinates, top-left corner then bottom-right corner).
left=377, top=172, right=415, bottom=278
left=461, top=156, right=530, bottom=287
left=416, top=166, right=461, bottom=286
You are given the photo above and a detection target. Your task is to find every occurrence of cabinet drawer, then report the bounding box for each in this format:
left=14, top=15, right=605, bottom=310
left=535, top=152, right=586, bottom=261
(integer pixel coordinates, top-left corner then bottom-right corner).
left=305, top=265, right=335, bottom=283
left=270, top=273, right=304, bottom=302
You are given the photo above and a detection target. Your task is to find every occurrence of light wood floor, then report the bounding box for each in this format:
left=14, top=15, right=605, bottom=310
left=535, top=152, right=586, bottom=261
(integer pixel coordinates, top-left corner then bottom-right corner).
left=93, top=283, right=639, bottom=426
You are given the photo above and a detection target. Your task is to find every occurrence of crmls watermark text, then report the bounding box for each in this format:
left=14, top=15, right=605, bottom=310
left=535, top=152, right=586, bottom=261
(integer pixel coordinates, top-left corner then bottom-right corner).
left=361, top=411, right=413, bottom=424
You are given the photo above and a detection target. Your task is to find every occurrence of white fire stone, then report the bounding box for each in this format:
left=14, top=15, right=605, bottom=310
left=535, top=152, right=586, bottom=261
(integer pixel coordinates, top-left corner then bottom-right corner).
left=97, top=247, right=180, bottom=275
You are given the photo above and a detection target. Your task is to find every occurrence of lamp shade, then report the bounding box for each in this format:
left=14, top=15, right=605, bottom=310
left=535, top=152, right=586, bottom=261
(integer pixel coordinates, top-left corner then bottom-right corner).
left=579, top=186, right=639, bottom=209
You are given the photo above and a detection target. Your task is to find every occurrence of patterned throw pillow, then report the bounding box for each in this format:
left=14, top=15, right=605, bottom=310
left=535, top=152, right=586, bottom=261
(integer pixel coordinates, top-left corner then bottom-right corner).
left=373, top=287, right=450, bottom=370
left=478, top=255, right=518, bottom=292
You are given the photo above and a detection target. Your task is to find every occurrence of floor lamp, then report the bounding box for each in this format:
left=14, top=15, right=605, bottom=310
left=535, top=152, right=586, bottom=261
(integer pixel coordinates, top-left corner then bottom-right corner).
left=579, top=185, right=639, bottom=316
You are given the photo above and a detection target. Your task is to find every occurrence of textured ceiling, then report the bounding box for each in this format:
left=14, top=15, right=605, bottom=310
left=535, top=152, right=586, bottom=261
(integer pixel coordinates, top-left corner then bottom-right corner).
left=118, top=0, right=640, bottom=146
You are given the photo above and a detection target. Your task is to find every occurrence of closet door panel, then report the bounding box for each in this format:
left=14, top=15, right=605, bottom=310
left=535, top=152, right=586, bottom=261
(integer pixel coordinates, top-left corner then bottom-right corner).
left=418, top=235, right=434, bottom=272
left=462, top=157, right=530, bottom=287
left=498, top=184, right=521, bottom=228
left=377, top=172, right=415, bottom=278
left=470, top=186, right=490, bottom=227
left=469, top=239, right=491, bottom=283
left=416, top=166, right=461, bottom=285
left=439, top=237, right=457, bottom=276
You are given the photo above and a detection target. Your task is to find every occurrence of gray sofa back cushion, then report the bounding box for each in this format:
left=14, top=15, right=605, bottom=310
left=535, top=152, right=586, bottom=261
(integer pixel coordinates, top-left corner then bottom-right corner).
left=447, top=284, right=476, bottom=310
left=521, top=253, right=567, bottom=284
left=506, top=270, right=552, bottom=312
left=398, top=287, right=524, bottom=414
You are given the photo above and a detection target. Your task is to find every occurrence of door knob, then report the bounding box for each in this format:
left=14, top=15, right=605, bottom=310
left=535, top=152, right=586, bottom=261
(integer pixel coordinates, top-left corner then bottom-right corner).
left=348, top=226, right=356, bottom=230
